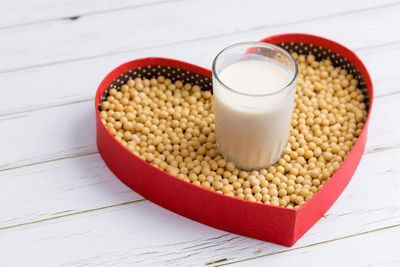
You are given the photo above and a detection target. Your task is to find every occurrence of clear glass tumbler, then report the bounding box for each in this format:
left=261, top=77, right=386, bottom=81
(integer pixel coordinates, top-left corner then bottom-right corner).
left=212, top=42, right=298, bottom=170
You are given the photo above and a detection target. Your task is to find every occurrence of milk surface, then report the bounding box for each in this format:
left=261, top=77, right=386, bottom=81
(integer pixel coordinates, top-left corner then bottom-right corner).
left=219, top=59, right=290, bottom=95
left=214, top=59, right=295, bottom=170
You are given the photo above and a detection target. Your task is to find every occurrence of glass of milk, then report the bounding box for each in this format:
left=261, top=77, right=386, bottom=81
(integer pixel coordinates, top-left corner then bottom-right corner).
left=212, top=42, right=298, bottom=170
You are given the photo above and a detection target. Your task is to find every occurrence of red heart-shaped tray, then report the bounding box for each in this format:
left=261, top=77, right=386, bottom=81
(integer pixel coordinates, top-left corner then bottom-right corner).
left=95, top=33, right=373, bottom=246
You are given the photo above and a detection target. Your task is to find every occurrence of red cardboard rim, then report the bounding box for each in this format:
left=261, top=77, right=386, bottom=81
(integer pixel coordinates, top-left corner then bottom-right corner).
left=95, top=33, right=373, bottom=246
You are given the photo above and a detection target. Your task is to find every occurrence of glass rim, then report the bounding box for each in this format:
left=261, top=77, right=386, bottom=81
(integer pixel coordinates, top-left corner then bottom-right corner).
left=212, top=41, right=298, bottom=97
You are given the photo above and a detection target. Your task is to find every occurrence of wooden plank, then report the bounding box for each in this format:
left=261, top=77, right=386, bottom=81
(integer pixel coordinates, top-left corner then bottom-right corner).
left=228, top=225, right=400, bottom=267
left=0, top=153, right=142, bottom=228
left=0, top=101, right=96, bottom=171
left=0, top=87, right=396, bottom=171
left=365, top=92, right=400, bottom=152
left=1, top=146, right=399, bottom=266
left=358, top=43, right=400, bottom=99
left=0, top=0, right=170, bottom=28
left=1, top=0, right=399, bottom=73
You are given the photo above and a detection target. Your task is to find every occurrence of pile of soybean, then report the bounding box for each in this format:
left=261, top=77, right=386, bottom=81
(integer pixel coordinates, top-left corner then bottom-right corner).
left=99, top=53, right=367, bottom=209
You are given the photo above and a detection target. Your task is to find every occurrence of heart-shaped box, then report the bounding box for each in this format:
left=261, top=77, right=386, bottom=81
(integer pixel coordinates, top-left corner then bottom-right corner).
left=95, top=33, right=373, bottom=246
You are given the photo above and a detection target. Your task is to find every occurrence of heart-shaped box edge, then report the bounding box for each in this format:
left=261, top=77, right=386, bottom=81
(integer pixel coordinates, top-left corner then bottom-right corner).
left=95, top=34, right=373, bottom=246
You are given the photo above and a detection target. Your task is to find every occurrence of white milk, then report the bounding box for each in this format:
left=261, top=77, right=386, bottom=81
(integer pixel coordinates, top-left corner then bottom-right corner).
left=214, top=59, right=295, bottom=170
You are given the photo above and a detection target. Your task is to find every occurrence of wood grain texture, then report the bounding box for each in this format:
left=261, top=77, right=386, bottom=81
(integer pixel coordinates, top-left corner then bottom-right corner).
left=0, top=0, right=172, bottom=28
left=229, top=225, right=400, bottom=267
left=0, top=101, right=96, bottom=171
left=1, top=0, right=399, bottom=73
left=0, top=154, right=142, bottom=228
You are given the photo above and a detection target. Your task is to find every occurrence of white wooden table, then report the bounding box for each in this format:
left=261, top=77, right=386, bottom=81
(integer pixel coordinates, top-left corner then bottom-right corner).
left=1, top=0, right=399, bottom=266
